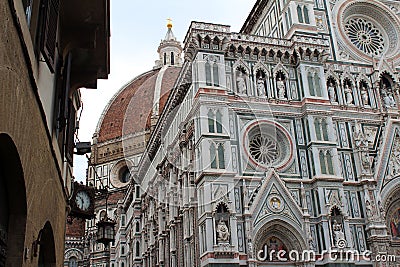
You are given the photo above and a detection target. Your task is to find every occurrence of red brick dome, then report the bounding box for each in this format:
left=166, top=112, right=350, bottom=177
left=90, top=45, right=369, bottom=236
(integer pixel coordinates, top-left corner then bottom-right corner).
left=96, top=66, right=181, bottom=143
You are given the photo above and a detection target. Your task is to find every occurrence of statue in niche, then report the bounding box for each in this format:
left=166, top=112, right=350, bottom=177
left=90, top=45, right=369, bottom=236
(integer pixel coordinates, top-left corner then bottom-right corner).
left=257, top=76, right=266, bottom=97
left=344, top=84, right=353, bottom=105
left=365, top=200, right=373, bottom=218
left=332, top=220, right=345, bottom=245
left=237, top=72, right=247, bottom=95
left=217, top=220, right=230, bottom=243
left=360, top=85, right=369, bottom=106
left=277, top=76, right=286, bottom=99
left=381, top=84, right=396, bottom=108
left=327, top=82, right=337, bottom=102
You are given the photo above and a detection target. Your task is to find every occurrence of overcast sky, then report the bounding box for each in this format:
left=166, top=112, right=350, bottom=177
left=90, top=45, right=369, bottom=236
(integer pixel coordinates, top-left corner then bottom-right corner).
left=73, top=0, right=256, bottom=181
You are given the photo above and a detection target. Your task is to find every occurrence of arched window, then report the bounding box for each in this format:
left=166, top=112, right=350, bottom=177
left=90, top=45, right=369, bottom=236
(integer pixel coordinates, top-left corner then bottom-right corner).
left=136, top=241, right=140, bottom=257
left=303, top=6, right=310, bottom=24
left=135, top=221, right=140, bottom=233
left=210, top=144, right=217, bottom=169
left=213, top=63, right=219, bottom=87
left=297, top=5, right=304, bottom=23
left=308, top=72, right=315, bottom=96
left=121, top=246, right=125, bottom=255
left=314, top=73, right=321, bottom=97
left=205, top=61, right=212, bottom=86
left=326, top=151, right=334, bottom=175
left=68, top=257, right=77, bottom=267
left=320, top=151, right=327, bottom=174
left=216, top=110, right=223, bottom=133
left=288, top=7, right=292, bottom=25
left=322, top=119, right=329, bottom=141
left=217, top=144, right=225, bottom=169
left=163, top=53, right=167, bottom=65
left=208, top=110, right=215, bottom=133
left=171, top=52, right=175, bottom=65
left=314, top=119, right=322, bottom=140
left=121, top=262, right=125, bottom=267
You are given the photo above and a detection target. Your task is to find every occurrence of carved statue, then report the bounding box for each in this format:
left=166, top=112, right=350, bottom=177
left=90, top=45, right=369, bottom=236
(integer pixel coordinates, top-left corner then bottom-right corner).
left=365, top=200, right=373, bottom=218
left=360, top=86, right=369, bottom=106
left=237, top=72, right=247, bottom=95
left=382, top=84, right=396, bottom=108
left=332, top=220, right=345, bottom=245
left=257, top=77, right=266, bottom=97
left=277, top=77, right=286, bottom=99
left=328, top=82, right=337, bottom=102
left=344, top=84, right=353, bottom=105
left=217, top=220, right=230, bottom=243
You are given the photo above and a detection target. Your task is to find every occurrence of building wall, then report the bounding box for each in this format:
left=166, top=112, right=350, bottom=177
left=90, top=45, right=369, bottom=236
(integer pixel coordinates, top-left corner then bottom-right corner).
left=0, top=1, right=66, bottom=265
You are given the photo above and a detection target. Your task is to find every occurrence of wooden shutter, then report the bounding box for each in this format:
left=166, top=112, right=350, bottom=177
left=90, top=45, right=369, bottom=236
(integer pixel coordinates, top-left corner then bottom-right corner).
left=41, top=0, right=60, bottom=72
left=65, top=99, right=76, bottom=165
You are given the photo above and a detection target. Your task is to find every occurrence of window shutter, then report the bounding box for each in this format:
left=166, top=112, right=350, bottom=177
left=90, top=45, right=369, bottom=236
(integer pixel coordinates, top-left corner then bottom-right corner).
left=65, top=100, right=76, bottom=165
left=41, top=0, right=60, bottom=72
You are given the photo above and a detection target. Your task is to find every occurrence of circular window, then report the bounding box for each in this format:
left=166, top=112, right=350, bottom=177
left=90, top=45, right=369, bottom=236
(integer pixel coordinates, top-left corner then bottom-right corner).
left=243, top=121, right=293, bottom=170
left=110, top=160, right=132, bottom=188
left=344, top=18, right=384, bottom=56
left=120, top=166, right=131, bottom=183
left=338, top=1, right=400, bottom=59
left=249, top=135, right=278, bottom=165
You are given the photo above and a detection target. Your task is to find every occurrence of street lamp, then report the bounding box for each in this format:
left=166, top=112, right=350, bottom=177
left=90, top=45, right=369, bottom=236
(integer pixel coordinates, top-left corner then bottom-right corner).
left=96, top=217, right=116, bottom=246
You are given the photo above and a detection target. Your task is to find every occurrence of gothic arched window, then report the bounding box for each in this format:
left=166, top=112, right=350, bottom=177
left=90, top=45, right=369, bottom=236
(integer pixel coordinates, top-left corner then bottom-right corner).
left=326, top=151, right=334, bottom=175
left=210, top=143, right=217, bottom=169
left=213, top=63, right=219, bottom=87
left=322, top=119, right=329, bottom=141
left=297, top=5, right=304, bottom=23
left=216, top=110, right=223, bottom=133
left=308, top=72, right=315, bottom=96
left=136, top=241, right=140, bottom=257
left=304, top=6, right=310, bottom=24
left=218, top=144, right=225, bottom=169
left=205, top=61, right=212, bottom=86
left=208, top=110, right=215, bottom=133
left=320, top=151, right=327, bottom=175
left=314, top=119, right=322, bottom=140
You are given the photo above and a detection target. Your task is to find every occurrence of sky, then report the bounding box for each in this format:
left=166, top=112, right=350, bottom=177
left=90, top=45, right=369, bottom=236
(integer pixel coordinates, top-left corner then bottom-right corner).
left=73, top=0, right=256, bottom=181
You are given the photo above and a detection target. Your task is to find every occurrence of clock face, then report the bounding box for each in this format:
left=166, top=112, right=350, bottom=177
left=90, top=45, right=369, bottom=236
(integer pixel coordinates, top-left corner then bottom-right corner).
left=75, top=191, right=91, bottom=211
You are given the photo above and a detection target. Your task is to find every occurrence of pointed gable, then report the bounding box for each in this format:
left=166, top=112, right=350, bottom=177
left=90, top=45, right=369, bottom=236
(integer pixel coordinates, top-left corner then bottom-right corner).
left=250, top=170, right=304, bottom=228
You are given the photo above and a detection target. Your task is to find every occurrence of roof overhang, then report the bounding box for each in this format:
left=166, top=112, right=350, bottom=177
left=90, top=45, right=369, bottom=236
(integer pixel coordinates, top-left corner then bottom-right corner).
left=59, top=0, right=110, bottom=90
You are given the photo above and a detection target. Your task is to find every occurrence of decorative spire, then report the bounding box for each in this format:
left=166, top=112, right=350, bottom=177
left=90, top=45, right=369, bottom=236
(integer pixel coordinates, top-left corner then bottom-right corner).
left=167, top=18, right=173, bottom=29
left=155, top=19, right=183, bottom=68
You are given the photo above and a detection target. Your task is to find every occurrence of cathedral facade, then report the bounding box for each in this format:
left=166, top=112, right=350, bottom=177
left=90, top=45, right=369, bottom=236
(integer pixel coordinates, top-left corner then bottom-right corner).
left=82, top=0, right=400, bottom=266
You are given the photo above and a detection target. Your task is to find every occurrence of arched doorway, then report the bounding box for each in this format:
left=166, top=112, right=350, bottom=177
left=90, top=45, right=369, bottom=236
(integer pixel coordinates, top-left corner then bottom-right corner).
left=38, top=222, right=56, bottom=267
left=0, top=134, right=27, bottom=266
left=253, top=220, right=308, bottom=267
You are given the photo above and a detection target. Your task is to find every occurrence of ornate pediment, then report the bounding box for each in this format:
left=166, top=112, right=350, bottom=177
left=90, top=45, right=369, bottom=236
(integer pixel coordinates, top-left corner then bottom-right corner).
left=250, top=170, right=304, bottom=228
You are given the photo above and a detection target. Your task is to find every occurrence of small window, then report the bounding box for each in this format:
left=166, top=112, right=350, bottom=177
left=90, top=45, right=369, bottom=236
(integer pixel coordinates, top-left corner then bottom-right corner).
left=320, top=151, right=327, bottom=175
left=121, top=246, right=125, bottom=255
left=205, top=61, right=212, bottom=86
left=297, top=5, right=304, bottom=23
left=210, top=144, right=217, bottom=169
left=136, top=241, right=140, bottom=257
left=120, top=166, right=130, bottom=183
left=217, top=144, right=225, bottom=169
left=171, top=52, right=175, bottom=65
left=164, top=53, right=167, bottom=65
left=68, top=257, right=77, bottom=267
left=304, top=6, right=310, bottom=24
left=216, top=110, right=223, bottom=134
left=208, top=110, right=215, bottom=133
left=213, top=63, right=219, bottom=87
left=308, top=72, right=315, bottom=96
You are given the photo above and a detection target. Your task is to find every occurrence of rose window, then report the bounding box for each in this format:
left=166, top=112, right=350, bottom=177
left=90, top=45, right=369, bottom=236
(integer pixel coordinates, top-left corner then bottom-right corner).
left=344, top=18, right=384, bottom=56
left=244, top=121, right=293, bottom=170
left=249, top=134, right=278, bottom=165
